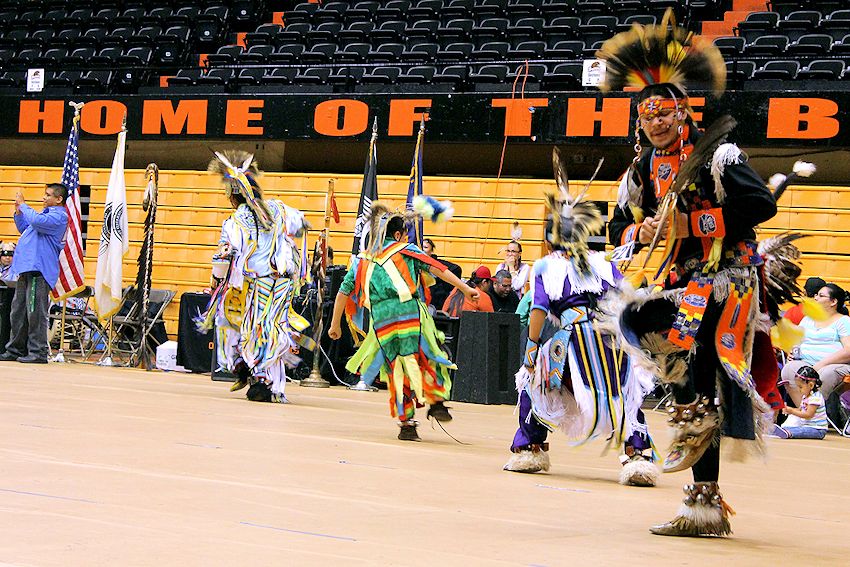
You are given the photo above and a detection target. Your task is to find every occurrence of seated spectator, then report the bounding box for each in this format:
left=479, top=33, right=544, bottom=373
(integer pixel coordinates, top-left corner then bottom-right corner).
left=496, top=240, right=530, bottom=298
left=773, top=365, right=828, bottom=440
left=781, top=283, right=850, bottom=411
left=516, top=288, right=532, bottom=328
left=489, top=269, right=520, bottom=313
left=423, top=238, right=461, bottom=309
left=783, top=276, right=826, bottom=325
left=0, top=241, right=16, bottom=283
left=442, top=266, right=494, bottom=317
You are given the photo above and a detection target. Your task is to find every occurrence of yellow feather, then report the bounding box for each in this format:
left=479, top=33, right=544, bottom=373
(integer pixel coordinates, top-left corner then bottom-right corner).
left=626, top=269, right=647, bottom=288
left=801, top=297, right=829, bottom=321
left=771, top=318, right=805, bottom=353
left=629, top=205, right=645, bottom=224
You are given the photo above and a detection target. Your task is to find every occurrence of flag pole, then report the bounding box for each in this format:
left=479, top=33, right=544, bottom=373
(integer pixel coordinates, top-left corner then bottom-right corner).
left=96, top=112, right=127, bottom=368
left=301, top=178, right=334, bottom=388
left=51, top=101, right=85, bottom=363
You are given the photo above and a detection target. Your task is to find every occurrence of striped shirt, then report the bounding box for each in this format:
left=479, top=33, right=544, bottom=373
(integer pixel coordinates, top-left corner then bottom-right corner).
left=799, top=391, right=828, bottom=430
left=798, top=315, right=850, bottom=365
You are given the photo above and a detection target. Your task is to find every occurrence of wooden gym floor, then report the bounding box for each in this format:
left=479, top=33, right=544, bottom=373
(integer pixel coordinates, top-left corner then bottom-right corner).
left=0, top=363, right=848, bottom=566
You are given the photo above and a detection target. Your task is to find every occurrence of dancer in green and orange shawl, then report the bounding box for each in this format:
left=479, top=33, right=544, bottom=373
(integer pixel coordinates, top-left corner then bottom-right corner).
left=328, top=202, right=479, bottom=441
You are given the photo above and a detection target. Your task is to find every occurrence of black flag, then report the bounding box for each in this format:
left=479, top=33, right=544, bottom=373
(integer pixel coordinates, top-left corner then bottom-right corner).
left=352, top=119, right=378, bottom=255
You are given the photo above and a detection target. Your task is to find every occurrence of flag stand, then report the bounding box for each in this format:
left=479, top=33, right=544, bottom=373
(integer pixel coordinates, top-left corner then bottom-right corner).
left=301, top=179, right=334, bottom=388
left=96, top=316, right=116, bottom=367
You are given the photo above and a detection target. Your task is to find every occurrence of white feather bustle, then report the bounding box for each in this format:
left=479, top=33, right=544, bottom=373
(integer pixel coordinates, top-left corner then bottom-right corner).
left=710, top=143, right=744, bottom=205
left=503, top=450, right=551, bottom=473
left=619, top=458, right=659, bottom=487
left=767, top=173, right=787, bottom=191
left=792, top=160, right=816, bottom=177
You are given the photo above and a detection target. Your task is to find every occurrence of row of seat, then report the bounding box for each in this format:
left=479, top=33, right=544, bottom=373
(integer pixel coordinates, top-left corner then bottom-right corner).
left=717, top=34, right=850, bottom=60
left=281, top=0, right=684, bottom=26
left=767, top=0, right=846, bottom=19
left=738, top=10, right=850, bottom=42
left=726, top=59, right=850, bottom=82
left=168, top=62, right=586, bottom=92
left=244, top=15, right=658, bottom=52
left=208, top=39, right=599, bottom=67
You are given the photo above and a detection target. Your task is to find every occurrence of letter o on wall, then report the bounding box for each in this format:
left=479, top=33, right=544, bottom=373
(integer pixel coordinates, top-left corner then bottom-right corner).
left=314, top=99, right=369, bottom=137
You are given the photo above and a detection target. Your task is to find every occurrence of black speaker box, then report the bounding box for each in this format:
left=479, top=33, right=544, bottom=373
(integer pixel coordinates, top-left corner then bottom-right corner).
left=452, top=311, right=520, bottom=405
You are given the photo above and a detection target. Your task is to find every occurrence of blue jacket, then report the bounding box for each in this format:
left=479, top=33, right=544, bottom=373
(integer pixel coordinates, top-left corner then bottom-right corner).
left=12, top=203, right=69, bottom=288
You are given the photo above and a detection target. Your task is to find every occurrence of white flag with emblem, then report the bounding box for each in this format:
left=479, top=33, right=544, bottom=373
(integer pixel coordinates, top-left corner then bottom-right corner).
left=94, top=128, right=129, bottom=320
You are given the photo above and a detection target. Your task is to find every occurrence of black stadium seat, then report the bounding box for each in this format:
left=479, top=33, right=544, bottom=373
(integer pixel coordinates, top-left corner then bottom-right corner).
left=315, top=1, right=349, bottom=24
left=437, top=19, right=475, bottom=44
left=824, top=10, right=850, bottom=41
left=471, top=41, right=509, bottom=61
left=234, top=68, right=265, bottom=87
left=442, top=0, right=475, bottom=21
left=367, top=43, right=404, bottom=63
left=797, top=59, right=844, bottom=80
left=398, top=65, right=437, bottom=84
left=409, top=0, right=444, bottom=21
left=284, top=3, right=319, bottom=26
left=239, top=44, right=273, bottom=65
left=473, top=0, right=509, bottom=20
left=433, top=64, right=468, bottom=89
left=714, top=36, right=745, bottom=58
left=737, top=12, right=780, bottom=44
left=508, top=40, right=545, bottom=59
left=168, top=69, right=202, bottom=87
left=777, top=10, right=822, bottom=42
left=752, top=60, right=800, bottom=80
left=745, top=35, right=790, bottom=57
left=361, top=66, right=401, bottom=84
left=470, top=64, right=509, bottom=89
left=436, top=42, right=474, bottom=62
left=329, top=66, right=366, bottom=86
left=787, top=34, right=833, bottom=58
left=725, top=60, right=757, bottom=84
left=301, top=42, right=337, bottom=64
left=543, top=62, right=583, bottom=90
left=401, top=43, right=438, bottom=64
left=335, top=43, right=372, bottom=64
left=338, top=21, right=375, bottom=44
left=207, top=45, right=243, bottom=66
left=308, top=22, right=344, bottom=45
left=261, top=67, right=298, bottom=86
left=269, top=44, right=305, bottom=64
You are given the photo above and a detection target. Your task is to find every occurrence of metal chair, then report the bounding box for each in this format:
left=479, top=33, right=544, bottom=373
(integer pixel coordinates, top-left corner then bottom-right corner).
left=109, top=287, right=175, bottom=368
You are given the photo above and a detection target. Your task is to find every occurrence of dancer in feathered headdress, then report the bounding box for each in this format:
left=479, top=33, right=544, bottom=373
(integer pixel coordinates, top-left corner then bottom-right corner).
left=598, top=10, right=805, bottom=537
left=201, top=150, right=312, bottom=403
left=327, top=200, right=478, bottom=441
left=503, top=148, right=658, bottom=488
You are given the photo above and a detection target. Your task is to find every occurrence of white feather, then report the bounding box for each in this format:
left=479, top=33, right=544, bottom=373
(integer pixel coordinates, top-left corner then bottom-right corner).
left=240, top=153, right=254, bottom=173
left=511, top=221, right=523, bottom=241
left=792, top=160, right=816, bottom=177
left=768, top=173, right=786, bottom=190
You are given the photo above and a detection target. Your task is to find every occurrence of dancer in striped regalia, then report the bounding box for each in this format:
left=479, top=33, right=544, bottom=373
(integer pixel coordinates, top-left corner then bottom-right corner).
left=328, top=202, right=479, bottom=441
left=503, top=149, right=658, bottom=487
left=202, top=151, right=312, bottom=403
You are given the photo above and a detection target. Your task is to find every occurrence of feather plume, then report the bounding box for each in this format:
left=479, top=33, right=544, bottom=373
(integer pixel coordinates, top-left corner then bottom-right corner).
left=771, top=318, right=805, bottom=353
left=801, top=297, right=829, bottom=322
left=793, top=161, right=816, bottom=177
left=596, top=8, right=726, bottom=96
left=208, top=150, right=271, bottom=230
left=510, top=221, right=522, bottom=242
left=546, top=148, right=604, bottom=273
left=771, top=161, right=816, bottom=202
left=758, top=232, right=804, bottom=313
left=413, top=195, right=454, bottom=223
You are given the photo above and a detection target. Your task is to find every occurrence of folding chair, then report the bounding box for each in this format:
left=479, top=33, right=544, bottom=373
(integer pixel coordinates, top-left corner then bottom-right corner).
left=110, top=287, right=175, bottom=368
left=48, top=286, right=105, bottom=358
left=827, top=389, right=850, bottom=437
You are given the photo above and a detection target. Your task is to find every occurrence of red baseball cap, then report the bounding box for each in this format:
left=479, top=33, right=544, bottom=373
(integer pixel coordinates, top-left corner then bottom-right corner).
left=472, top=266, right=493, bottom=280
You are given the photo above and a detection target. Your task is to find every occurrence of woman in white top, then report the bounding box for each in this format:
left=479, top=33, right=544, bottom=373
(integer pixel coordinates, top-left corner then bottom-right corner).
left=781, top=283, right=850, bottom=407
left=496, top=240, right=530, bottom=298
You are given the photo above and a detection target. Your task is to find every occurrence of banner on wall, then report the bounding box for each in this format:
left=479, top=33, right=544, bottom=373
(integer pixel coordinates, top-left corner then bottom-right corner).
left=7, top=92, right=850, bottom=146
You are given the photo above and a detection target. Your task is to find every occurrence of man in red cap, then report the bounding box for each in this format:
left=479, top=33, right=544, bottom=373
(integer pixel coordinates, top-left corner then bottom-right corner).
left=441, top=265, right=494, bottom=316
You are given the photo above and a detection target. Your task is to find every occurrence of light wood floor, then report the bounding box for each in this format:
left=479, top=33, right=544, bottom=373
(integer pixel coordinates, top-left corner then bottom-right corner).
left=1, top=363, right=847, bottom=566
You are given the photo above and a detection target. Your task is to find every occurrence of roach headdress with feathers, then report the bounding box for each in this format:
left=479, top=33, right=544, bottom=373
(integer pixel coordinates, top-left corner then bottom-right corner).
left=545, top=148, right=605, bottom=273
left=596, top=8, right=726, bottom=99
left=208, top=150, right=273, bottom=231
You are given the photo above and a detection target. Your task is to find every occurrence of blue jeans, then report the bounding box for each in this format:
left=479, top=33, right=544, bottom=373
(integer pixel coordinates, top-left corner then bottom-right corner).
left=783, top=426, right=826, bottom=439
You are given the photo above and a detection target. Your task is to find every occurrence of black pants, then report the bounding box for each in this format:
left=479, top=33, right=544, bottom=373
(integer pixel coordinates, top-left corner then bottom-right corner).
left=5, top=272, right=51, bottom=359
left=672, top=299, right=722, bottom=483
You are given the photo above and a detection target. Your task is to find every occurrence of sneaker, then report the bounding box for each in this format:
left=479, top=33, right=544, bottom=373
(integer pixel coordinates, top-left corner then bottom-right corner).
left=772, top=424, right=790, bottom=439
left=427, top=401, right=452, bottom=422
left=0, top=352, right=18, bottom=362
left=398, top=421, right=421, bottom=441
left=17, top=355, right=48, bottom=364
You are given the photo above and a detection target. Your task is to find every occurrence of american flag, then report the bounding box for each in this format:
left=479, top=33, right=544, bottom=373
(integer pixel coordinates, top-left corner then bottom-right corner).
left=51, top=113, right=85, bottom=300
